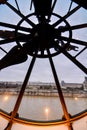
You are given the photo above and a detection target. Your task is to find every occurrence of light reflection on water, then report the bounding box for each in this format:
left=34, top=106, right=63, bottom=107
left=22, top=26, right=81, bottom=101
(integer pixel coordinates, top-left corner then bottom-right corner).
left=0, top=95, right=87, bottom=121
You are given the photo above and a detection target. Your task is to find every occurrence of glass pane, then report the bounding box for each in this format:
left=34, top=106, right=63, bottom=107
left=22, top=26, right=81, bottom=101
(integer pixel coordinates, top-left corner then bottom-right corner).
left=0, top=116, right=9, bottom=130
left=0, top=1, right=87, bottom=128
left=73, top=115, right=87, bottom=130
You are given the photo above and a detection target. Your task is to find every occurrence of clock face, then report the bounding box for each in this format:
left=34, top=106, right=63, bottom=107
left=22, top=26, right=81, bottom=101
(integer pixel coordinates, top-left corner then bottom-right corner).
left=0, top=0, right=87, bottom=130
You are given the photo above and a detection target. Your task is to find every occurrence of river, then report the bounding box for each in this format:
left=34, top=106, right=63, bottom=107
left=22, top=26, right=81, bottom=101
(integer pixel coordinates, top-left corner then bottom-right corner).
left=0, top=95, right=87, bottom=121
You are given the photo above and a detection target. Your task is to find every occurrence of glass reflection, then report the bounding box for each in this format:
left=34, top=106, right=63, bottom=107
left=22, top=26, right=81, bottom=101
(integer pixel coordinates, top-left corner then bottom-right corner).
left=45, top=107, right=50, bottom=120
left=3, top=95, right=9, bottom=101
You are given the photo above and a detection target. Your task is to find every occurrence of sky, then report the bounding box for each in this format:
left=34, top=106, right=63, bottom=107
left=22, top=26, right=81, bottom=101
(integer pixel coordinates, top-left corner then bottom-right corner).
left=0, top=0, right=87, bottom=83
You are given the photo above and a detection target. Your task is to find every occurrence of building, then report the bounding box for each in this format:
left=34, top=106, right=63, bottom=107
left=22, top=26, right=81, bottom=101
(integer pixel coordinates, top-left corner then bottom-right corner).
left=61, top=81, right=83, bottom=91
left=0, top=77, right=87, bottom=92
left=83, top=77, right=87, bottom=91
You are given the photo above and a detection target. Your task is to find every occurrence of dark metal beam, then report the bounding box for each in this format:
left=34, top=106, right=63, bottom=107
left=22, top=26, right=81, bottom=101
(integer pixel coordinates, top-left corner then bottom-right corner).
left=53, top=5, right=80, bottom=27
left=47, top=49, right=73, bottom=130
left=58, top=36, right=87, bottom=47
left=0, top=22, right=31, bottom=32
left=72, top=0, right=87, bottom=9
left=4, top=56, right=36, bottom=130
left=6, top=2, right=35, bottom=27
left=57, top=45, right=87, bottom=74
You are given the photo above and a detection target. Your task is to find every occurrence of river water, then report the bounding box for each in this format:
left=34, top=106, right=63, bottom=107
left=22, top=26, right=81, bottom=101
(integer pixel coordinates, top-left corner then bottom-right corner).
left=0, top=95, right=87, bottom=121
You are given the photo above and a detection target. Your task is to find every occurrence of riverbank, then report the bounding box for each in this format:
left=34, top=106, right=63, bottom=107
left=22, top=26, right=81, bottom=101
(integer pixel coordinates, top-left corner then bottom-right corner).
left=0, top=90, right=87, bottom=98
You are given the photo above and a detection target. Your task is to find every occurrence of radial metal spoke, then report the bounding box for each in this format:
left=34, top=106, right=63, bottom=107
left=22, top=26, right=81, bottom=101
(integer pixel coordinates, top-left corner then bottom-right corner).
left=4, top=56, right=36, bottom=130
left=67, top=1, right=73, bottom=14
left=0, top=46, right=7, bottom=53
left=63, top=50, right=87, bottom=74
left=0, top=33, right=32, bottom=45
left=56, top=44, right=87, bottom=74
left=72, top=0, right=87, bottom=9
left=51, top=0, right=57, bottom=12
left=0, top=38, right=16, bottom=45
left=70, top=23, right=87, bottom=30
left=0, top=30, right=17, bottom=39
left=53, top=5, right=80, bottom=27
left=15, top=0, right=21, bottom=12
left=47, top=49, right=73, bottom=130
left=6, top=2, right=35, bottom=27
left=0, top=22, right=31, bottom=32
left=48, top=0, right=57, bottom=21
left=74, top=46, right=87, bottom=58
left=62, top=5, right=80, bottom=19
left=58, top=36, right=87, bottom=46
left=12, top=57, right=36, bottom=117
left=59, top=23, right=87, bottom=32
left=0, top=30, right=30, bottom=39
left=0, top=37, right=22, bottom=45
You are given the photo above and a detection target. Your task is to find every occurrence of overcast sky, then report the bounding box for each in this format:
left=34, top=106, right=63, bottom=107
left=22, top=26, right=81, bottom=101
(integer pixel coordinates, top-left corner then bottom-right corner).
left=0, top=0, right=87, bottom=83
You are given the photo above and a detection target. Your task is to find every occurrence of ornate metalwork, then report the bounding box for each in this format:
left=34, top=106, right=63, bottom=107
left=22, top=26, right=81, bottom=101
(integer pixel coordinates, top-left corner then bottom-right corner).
left=0, top=0, right=87, bottom=130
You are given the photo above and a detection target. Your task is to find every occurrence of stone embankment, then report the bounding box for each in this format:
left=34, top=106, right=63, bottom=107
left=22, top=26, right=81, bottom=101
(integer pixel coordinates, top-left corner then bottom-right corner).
left=0, top=89, right=87, bottom=97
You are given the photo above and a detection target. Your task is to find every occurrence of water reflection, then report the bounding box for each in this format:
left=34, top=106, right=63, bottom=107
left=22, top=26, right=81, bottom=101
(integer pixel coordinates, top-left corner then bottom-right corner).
left=74, top=97, right=78, bottom=101
left=0, top=95, right=87, bottom=121
left=3, top=95, right=9, bottom=101
left=45, top=107, right=50, bottom=120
